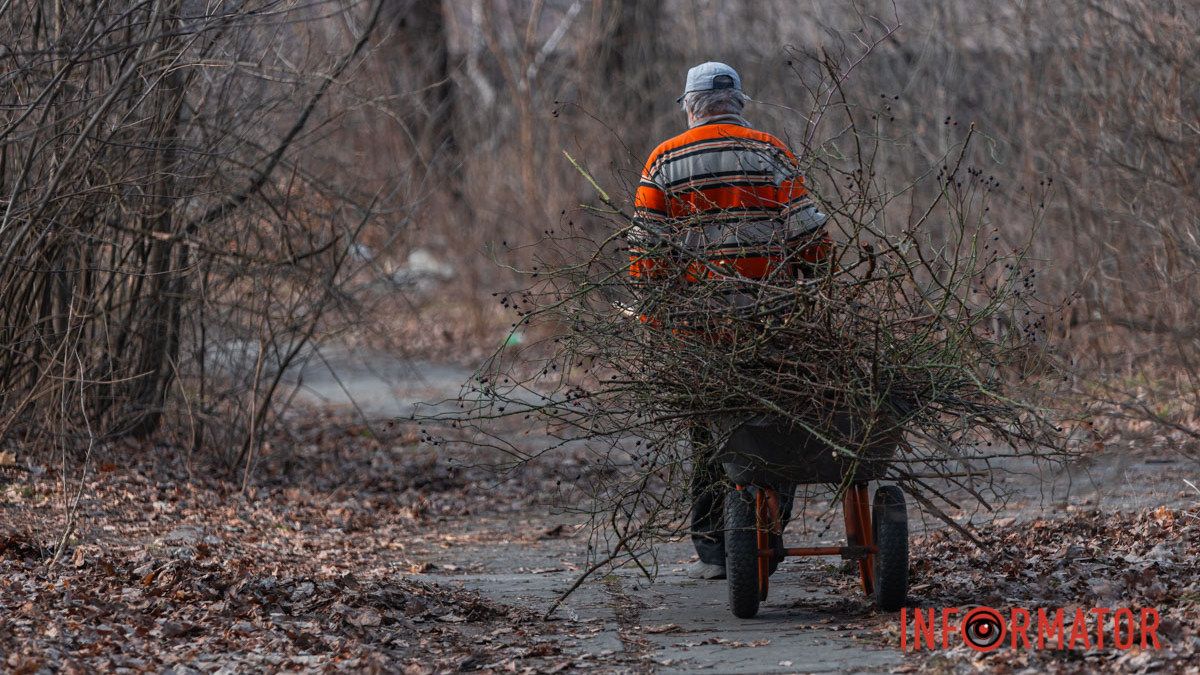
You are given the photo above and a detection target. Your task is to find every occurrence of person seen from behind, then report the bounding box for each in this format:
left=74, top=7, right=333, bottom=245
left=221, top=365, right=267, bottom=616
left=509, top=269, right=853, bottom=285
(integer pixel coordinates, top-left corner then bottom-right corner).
left=629, top=62, right=831, bottom=580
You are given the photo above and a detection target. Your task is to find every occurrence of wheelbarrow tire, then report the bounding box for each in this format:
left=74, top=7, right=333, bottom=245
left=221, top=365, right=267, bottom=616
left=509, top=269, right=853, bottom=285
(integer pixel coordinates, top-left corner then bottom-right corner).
left=872, top=485, right=909, bottom=611
left=725, top=488, right=760, bottom=619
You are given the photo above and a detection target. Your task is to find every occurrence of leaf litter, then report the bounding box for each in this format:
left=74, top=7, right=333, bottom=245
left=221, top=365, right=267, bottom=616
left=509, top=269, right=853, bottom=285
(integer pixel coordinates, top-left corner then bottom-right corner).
left=0, top=410, right=609, bottom=673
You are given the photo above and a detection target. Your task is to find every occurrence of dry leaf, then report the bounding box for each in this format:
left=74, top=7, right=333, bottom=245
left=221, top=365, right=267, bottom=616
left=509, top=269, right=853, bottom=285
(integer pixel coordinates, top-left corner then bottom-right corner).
left=347, top=607, right=381, bottom=627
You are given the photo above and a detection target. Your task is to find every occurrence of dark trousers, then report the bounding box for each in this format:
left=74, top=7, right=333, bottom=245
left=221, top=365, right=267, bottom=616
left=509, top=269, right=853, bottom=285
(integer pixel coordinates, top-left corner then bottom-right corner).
left=690, top=425, right=796, bottom=566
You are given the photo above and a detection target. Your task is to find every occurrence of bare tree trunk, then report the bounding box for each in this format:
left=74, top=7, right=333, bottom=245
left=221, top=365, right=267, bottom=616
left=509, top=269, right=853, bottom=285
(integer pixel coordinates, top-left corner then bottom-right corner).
left=599, top=0, right=662, bottom=155
left=119, top=5, right=188, bottom=436
left=385, top=0, right=461, bottom=191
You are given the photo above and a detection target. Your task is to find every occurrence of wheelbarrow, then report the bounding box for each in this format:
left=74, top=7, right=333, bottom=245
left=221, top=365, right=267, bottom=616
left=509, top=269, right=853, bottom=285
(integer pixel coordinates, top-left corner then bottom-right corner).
left=717, top=413, right=909, bottom=618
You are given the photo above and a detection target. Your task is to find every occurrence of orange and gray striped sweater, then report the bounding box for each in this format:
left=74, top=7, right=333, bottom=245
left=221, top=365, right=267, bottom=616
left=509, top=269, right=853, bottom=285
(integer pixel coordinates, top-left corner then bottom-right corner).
left=630, top=120, right=830, bottom=284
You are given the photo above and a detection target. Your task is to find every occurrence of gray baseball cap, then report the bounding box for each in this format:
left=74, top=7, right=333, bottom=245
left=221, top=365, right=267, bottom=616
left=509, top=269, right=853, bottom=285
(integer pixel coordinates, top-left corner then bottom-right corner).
left=677, top=62, right=743, bottom=103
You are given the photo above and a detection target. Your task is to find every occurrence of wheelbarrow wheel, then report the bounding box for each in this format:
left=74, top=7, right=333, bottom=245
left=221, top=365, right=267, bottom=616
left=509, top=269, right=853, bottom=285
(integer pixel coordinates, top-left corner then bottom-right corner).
left=871, top=485, right=909, bottom=611
left=725, top=488, right=760, bottom=618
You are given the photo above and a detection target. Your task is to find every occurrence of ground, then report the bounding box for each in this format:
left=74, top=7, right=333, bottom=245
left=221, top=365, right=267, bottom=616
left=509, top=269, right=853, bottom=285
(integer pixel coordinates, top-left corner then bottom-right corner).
left=1, top=350, right=1197, bottom=673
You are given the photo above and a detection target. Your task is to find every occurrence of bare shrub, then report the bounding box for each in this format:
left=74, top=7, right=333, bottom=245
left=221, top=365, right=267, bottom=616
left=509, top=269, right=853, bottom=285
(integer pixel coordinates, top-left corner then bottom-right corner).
left=0, top=1, right=393, bottom=475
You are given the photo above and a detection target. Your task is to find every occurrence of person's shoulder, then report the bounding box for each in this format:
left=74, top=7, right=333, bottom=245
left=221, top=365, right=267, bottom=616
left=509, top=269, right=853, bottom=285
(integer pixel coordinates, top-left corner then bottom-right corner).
left=643, top=125, right=795, bottom=173
left=742, top=127, right=799, bottom=162
left=736, top=127, right=795, bottom=153
left=647, top=125, right=771, bottom=160
left=643, top=127, right=705, bottom=173
left=702, top=125, right=797, bottom=158
left=648, top=127, right=704, bottom=159
left=730, top=125, right=778, bottom=143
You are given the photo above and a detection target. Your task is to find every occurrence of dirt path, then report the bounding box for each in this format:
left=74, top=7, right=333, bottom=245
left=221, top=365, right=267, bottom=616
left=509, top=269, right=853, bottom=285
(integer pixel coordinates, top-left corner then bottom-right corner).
left=396, top=464, right=1193, bottom=673
left=402, top=510, right=904, bottom=673
left=290, top=348, right=1198, bottom=673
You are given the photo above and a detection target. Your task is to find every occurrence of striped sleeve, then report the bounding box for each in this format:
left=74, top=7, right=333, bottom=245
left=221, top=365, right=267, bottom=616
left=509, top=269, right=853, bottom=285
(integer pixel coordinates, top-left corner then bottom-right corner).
left=769, top=141, right=831, bottom=273
left=633, top=157, right=668, bottom=228
left=630, top=149, right=670, bottom=279
left=772, top=144, right=828, bottom=240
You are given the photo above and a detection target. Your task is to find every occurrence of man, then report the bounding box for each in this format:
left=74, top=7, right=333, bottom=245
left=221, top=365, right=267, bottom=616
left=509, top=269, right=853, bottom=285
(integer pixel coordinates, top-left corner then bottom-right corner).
left=630, top=62, right=831, bottom=580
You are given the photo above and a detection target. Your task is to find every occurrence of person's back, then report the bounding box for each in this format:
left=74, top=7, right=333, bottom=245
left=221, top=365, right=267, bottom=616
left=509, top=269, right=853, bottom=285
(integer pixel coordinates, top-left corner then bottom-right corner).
left=630, top=62, right=830, bottom=299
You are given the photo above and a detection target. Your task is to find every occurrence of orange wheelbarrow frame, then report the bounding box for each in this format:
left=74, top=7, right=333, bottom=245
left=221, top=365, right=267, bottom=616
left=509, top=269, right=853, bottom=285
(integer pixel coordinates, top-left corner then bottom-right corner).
left=746, top=482, right=877, bottom=602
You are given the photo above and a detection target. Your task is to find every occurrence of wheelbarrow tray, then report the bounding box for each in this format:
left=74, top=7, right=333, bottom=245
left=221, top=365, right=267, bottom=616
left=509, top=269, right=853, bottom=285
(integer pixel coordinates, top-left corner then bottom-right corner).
left=719, top=411, right=900, bottom=486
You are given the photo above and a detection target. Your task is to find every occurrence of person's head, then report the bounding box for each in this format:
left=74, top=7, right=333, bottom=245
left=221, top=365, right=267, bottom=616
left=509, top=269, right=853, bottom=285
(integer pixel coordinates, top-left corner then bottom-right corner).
left=677, top=62, right=748, bottom=124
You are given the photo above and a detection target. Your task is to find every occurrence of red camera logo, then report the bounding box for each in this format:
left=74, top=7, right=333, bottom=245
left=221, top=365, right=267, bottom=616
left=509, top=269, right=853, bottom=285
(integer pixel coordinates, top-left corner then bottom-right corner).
left=961, top=607, right=1005, bottom=652
left=899, top=606, right=1162, bottom=652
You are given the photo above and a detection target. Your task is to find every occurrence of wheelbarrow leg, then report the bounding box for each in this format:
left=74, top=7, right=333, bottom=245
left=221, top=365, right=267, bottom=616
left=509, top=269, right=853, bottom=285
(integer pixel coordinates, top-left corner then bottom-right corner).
left=843, top=482, right=875, bottom=596
left=754, top=488, right=778, bottom=601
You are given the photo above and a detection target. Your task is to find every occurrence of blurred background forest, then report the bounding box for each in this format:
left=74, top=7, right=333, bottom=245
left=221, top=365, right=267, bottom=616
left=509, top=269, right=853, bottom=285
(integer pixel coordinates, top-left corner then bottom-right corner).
left=1, top=0, right=1197, bottom=464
